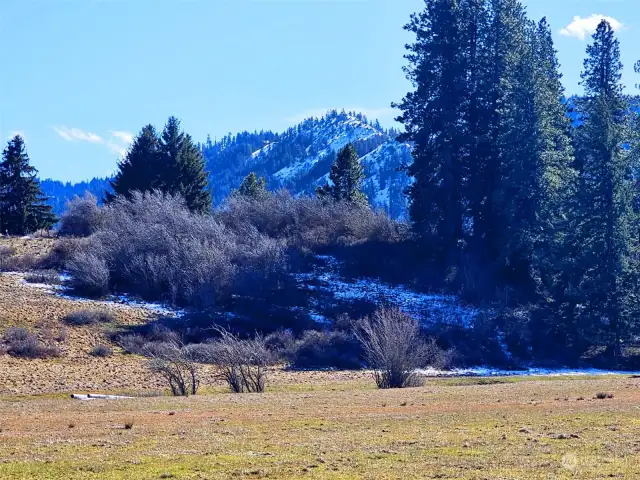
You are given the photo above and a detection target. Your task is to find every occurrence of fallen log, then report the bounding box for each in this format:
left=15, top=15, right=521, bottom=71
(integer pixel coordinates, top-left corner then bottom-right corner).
left=70, top=393, right=134, bottom=400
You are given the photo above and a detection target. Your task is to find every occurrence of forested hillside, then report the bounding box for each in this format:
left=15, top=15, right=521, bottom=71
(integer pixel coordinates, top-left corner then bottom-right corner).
left=202, top=109, right=411, bottom=216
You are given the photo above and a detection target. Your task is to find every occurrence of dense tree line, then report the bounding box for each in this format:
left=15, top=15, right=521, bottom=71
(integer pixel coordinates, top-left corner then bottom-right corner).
left=397, top=0, right=640, bottom=360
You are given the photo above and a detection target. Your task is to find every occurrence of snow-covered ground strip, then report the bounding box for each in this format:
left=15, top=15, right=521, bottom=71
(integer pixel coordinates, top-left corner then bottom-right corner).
left=55, top=292, right=186, bottom=318
left=3, top=271, right=185, bottom=318
left=418, top=366, right=640, bottom=377
left=297, top=256, right=479, bottom=328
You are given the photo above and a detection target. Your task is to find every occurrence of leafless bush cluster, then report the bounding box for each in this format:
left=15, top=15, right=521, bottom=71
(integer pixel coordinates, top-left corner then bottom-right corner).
left=2, top=327, right=61, bottom=359
left=0, top=252, right=38, bottom=272
left=147, top=341, right=200, bottom=396
left=0, top=245, right=16, bottom=258
left=63, top=309, right=115, bottom=326
left=267, top=329, right=361, bottom=369
left=24, top=270, right=61, bottom=285
left=203, top=327, right=274, bottom=393
left=58, top=193, right=104, bottom=237
left=60, top=191, right=289, bottom=306
left=216, top=190, right=407, bottom=251
left=89, top=344, right=113, bottom=357
left=353, top=308, right=446, bottom=389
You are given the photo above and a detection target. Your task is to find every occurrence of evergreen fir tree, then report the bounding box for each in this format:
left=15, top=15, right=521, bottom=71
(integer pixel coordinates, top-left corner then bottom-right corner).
left=233, top=172, right=268, bottom=199
left=106, top=124, right=161, bottom=202
left=317, top=143, right=368, bottom=206
left=0, top=136, right=56, bottom=235
left=107, top=118, right=211, bottom=213
left=572, top=21, right=639, bottom=357
left=159, top=116, right=212, bottom=213
left=394, top=0, right=469, bottom=260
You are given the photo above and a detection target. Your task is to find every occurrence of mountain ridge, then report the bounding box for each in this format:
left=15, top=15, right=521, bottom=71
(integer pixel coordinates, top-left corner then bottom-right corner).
left=41, top=110, right=412, bottom=217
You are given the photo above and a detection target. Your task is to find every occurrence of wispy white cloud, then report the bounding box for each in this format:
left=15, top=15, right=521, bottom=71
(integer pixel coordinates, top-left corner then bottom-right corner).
left=560, top=14, right=625, bottom=40
left=53, top=126, right=103, bottom=143
left=109, top=130, right=133, bottom=144
left=286, top=106, right=398, bottom=125
left=107, top=142, right=128, bottom=157
left=53, top=126, right=132, bottom=158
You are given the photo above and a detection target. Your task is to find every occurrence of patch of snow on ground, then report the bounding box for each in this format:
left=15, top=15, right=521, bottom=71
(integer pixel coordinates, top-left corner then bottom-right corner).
left=2, top=271, right=184, bottom=317
left=418, top=366, right=640, bottom=377
left=297, top=256, right=478, bottom=328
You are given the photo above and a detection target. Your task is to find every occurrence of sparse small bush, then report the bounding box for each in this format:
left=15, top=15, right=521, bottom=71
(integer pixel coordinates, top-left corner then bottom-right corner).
left=147, top=341, right=200, bottom=396
left=0, top=253, right=38, bottom=272
left=58, top=193, right=104, bottom=237
left=118, top=334, right=147, bottom=355
left=353, top=308, right=442, bottom=389
left=24, top=270, right=61, bottom=285
left=89, top=345, right=113, bottom=357
left=204, top=327, right=274, bottom=393
left=123, top=420, right=134, bottom=430
left=595, top=392, right=614, bottom=399
left=63, top=310, right=115, bottom=326
left=2, top=327, right=61, bottom=359
left=0, top=245, right=16, bottom=258
left=264, top=329, right=296, bottom=357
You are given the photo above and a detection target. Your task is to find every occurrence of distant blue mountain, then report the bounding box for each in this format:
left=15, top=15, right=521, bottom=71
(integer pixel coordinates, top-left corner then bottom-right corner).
left=39, top=177, right=112, bottom=216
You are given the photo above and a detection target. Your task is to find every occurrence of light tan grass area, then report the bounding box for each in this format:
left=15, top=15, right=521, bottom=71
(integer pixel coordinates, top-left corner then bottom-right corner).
left=0, top=377, right=638, bottom=479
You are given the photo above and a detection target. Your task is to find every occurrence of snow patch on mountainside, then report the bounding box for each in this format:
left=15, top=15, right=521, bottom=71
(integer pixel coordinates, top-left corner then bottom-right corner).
left=297, top=256, right=478, bottom=328
left=271, top=117, right=384, bottom=183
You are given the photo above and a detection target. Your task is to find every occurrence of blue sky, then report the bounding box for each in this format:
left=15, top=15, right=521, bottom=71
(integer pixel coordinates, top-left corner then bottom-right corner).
left=0, top=0, right=637, bottom=182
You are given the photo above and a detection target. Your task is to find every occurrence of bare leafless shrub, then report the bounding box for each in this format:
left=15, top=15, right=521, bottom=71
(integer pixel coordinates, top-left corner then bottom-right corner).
left=63, top=309, right=115, bottom=326
left=60, top=191, right=287, bottom=307
left=24, top=270, right=61, bottom=285
left=352, top=308, right=442, bottom=389
left=216, top=190, right=407, bottom=251
left=36, top=237, right=84, bottom=270
left=0, top=245, right=16, bottom=258
left=0, top=253, right=38, bottom=272
left=58, top=193, right=104, bottom=237
left=89, top=344, right=113, bottom=357
left=117, top=334, right=147, bottom=355
left=203, top=327, right=274, bottom=393
left=147, top=341, right=200, bottom=396
left=66, top=250, right=110, bottom=296
left=2, top=327, right=61, bottom=359
left=285, top=330, right=361, bottom=369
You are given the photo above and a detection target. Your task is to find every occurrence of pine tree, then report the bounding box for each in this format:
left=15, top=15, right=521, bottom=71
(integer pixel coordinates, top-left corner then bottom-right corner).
left=233, top=172, right=268, bottom=199
left=0, top=136, right=56, bottom=235
left=106, top=124, right=161, bottom=202
left=394, top=0, right=469, bottom=260
left=159, top=116, right=212, bottom=213
left=498, top=15, right=578, bottom=286
left=107, top=118, right=212, bottom=213
left=572, top=21, right=639, bottom=357
left=317, top=143, right=368, bottom=206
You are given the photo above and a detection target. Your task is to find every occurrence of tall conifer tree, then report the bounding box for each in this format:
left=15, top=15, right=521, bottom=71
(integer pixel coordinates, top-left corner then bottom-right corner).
left=572, top=21, right=639, bottom=357
left=395, top=0, right=469, bottom=261
left=0, top=136, right=56, bottom=235
left=107, top=118, right=211, bottom=213
left=160, top=117, right=211, bottom=213
left=107, top=124, right=162, bottom=202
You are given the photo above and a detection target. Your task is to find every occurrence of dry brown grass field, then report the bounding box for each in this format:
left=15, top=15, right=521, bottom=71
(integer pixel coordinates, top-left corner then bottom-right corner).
left=1, top=237, right=640, bottom=479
